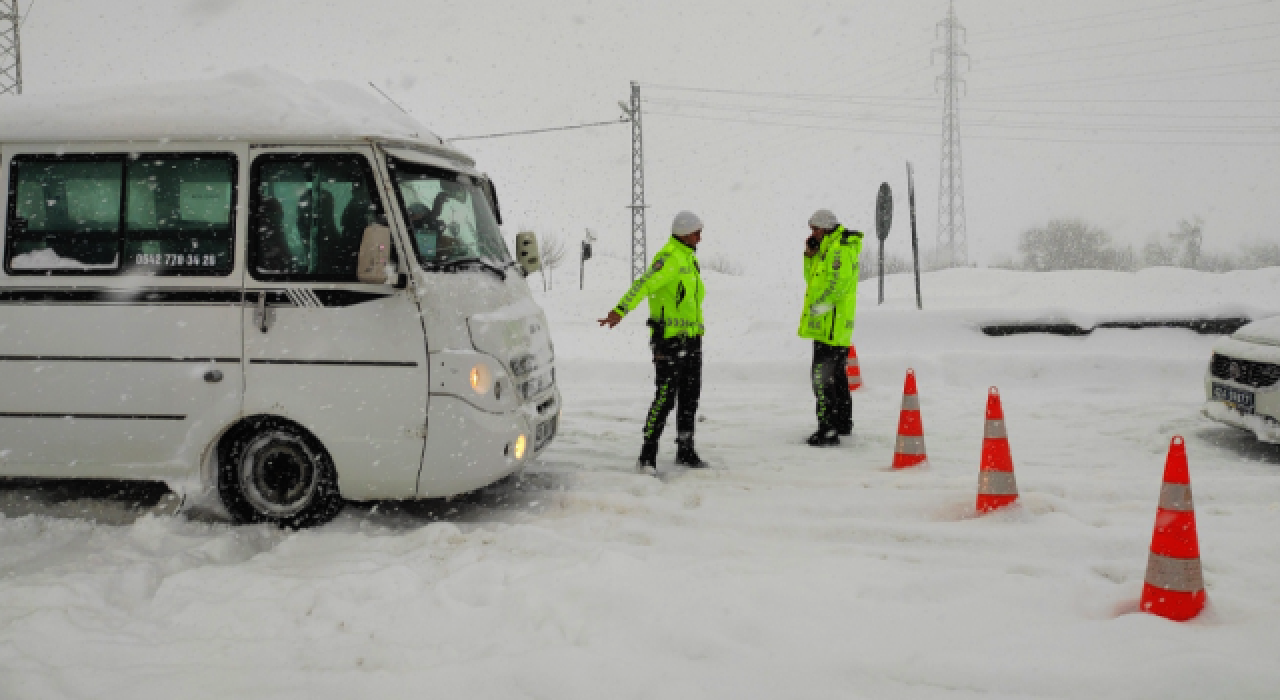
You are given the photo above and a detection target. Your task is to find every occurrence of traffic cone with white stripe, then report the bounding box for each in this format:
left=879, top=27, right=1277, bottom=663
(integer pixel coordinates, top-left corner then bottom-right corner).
left=1140, top=436, right=1206, bottom=621
left=845, top=346, right=863, bottom=391
left=891, top=369, right=927, bottom=469
left=976, top=387, right=1018, bottom=513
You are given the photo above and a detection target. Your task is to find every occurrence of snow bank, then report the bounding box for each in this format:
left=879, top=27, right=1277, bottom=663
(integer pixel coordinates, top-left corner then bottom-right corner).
left=2, top=263, right=1280, bottom=698
left=539, top=255, right=1280, bottom=365
left=0, top=68, right=439, bottom=144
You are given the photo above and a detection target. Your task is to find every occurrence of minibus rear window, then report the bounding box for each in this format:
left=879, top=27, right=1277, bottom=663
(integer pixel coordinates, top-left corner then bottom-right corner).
left=5, top=153, right=237, bottom=276
left=8, top=158, right=123, bottom=272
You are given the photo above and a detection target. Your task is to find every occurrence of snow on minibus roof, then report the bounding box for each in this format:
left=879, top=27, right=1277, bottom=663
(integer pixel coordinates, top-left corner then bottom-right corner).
left=0, top=69, right=460, bottom=156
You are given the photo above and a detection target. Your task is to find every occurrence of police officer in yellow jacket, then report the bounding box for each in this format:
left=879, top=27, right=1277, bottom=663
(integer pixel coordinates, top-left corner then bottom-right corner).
left=599, top=211, right=708, bottom=473
left=799, top=209, right=863, bottom=446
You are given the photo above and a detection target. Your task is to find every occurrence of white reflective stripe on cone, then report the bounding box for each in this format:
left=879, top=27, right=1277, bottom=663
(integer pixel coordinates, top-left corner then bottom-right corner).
left=1159, top=483, right=1195, bottom=512
left=1145, top=552, right=1205, bottom=593
left=845, top=358, right=859, bottom=368
left=900, top=394, right=921, bottom=411
left=978, top=470, right=1018, bottom=495
left=894, top=435, right=926, bottom=455
left=984, top=419, right=1008, bottom=440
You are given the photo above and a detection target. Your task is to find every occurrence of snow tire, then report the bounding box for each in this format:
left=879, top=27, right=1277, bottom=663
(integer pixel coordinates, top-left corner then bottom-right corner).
left=217, top=417, right=343, bottom=529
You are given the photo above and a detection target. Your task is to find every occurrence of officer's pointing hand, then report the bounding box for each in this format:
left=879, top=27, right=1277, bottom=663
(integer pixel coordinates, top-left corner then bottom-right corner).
left=598, top=310, right=622, bottom=329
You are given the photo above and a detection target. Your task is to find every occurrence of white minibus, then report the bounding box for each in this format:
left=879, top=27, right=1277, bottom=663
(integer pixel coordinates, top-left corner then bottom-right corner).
left=0, top=83, right=559, bottom=527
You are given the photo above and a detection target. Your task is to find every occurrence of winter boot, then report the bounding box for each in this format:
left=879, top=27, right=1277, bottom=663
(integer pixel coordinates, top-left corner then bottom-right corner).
left=674, top=436, right=708, bottom=468
left=806, top=428, right=840, bottom=447
left=637, top=441, right=659, bottom=474
left=836, top=422, right=853, bottom=437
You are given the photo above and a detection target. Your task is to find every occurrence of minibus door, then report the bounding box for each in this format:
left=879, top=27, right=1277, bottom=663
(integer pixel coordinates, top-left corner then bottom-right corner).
left=240, top=148, right=427, bottom=501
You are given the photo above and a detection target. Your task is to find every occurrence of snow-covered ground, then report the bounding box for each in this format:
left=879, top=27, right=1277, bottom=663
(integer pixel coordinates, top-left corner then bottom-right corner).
left=3, top=260, right=1280, bottom=699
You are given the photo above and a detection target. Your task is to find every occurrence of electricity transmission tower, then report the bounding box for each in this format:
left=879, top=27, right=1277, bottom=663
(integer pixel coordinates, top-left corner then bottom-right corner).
left=619, top=81, right=647, bottom=281
left=0, top=0, right=21, bottom=96
left=933, top=0, right=969, bottom=268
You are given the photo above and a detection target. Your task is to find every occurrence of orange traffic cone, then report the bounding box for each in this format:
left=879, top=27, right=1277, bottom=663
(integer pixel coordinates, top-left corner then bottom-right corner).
left=845, top=346, right=863, bottom=391
left=1140, top=436, right=1206, bottom=621
left=891, top=369, right=927, bottom=469
left=976, top=387, right=1018, bottom=513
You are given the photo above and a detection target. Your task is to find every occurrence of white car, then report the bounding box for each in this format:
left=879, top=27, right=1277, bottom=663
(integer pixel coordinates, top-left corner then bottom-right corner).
left=1203, top=316, right=1280, bottom=443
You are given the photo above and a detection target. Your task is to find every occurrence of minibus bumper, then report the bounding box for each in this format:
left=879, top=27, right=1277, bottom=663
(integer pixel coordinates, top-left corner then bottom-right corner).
left=415, top=387, right=560, bottom=499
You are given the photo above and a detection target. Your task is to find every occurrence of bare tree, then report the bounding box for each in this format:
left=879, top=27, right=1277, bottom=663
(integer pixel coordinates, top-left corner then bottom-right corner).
left=538, top=232, right=568, bottom=290
left=1142, top=236, right=1178, bottom=267
left=1169, top=216, right=1204, bottom=269
left=700, top=252, right=744, bottom=276
left=1018, top=218, right=1119, bottom=271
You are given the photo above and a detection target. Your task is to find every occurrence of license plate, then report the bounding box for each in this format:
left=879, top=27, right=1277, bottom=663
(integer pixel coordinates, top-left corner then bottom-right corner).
left=1212, top=383, right=1255, bottom=415
left=535, top=416, right=558, bottom=449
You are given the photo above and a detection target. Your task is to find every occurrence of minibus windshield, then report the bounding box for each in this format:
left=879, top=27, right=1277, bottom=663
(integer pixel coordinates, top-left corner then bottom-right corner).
left=387, top=158, right=512, bottom=272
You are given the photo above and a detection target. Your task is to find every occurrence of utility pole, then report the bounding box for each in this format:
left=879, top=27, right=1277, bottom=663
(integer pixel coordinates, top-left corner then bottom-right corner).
left=619, top=81, right=647, bottom=281
left=0, top=0, right=22, bottom=96
left=933, top=0, right=969, bottom=268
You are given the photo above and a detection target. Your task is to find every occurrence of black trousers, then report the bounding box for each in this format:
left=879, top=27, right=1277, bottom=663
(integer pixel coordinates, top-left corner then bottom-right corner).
left=643, top=335, right=703, bottom=444
left=812, top=341, right=853, bottom=433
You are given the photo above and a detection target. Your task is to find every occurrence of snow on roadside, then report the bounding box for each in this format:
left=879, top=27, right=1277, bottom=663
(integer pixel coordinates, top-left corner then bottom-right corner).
left=1, top=265, right=1279, bottom=699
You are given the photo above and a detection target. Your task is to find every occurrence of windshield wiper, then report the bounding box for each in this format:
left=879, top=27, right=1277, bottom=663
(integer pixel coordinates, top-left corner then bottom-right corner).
left=437, top=257, right=507, bottom=280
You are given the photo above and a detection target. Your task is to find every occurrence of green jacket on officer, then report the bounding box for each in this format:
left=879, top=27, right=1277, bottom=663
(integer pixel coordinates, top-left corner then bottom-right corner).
left=798, top=208, right=862, bottom=447
left=798, top=220, right=862, bottom=346
left=613, top=236, right=705, bottom=340
left=599, top=210, right=709, bottom=473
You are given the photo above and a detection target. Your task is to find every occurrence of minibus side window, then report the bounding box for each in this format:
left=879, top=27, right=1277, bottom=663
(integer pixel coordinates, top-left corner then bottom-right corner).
left=6, top=157, right=123, bottom=272
left=5, top=152, right=237, bottom=276
left=249, top=154, right=385, bottom=282
left=124, top=155, right=236, bottom=275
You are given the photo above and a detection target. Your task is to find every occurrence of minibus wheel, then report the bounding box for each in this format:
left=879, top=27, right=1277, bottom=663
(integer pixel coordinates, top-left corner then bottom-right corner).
left=217, top=418, right=343, bottom=528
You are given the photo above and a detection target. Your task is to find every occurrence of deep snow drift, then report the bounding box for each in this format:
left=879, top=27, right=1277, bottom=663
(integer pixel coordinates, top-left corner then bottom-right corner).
left=2, top=262, right=1279, bottom=699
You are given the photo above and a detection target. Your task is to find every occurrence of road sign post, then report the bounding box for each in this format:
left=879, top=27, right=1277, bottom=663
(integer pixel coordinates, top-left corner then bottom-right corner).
left=875, top=183, right=893, bottom=305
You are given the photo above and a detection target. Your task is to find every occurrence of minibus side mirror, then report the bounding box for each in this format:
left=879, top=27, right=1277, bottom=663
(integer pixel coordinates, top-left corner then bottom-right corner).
left=515, top=232, right=541, bottom=276
left=357, top=223, right=395, bottom=284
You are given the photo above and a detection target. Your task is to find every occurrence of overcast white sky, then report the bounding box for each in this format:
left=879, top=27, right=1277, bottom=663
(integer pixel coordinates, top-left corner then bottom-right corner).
left=16, top=0, right=1280, bottom=276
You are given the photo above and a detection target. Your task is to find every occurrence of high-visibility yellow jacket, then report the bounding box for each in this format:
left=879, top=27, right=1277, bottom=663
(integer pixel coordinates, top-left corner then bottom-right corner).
left=798, top=226, right=863, bottom=346
left=613, top=236, right=705, bottom=339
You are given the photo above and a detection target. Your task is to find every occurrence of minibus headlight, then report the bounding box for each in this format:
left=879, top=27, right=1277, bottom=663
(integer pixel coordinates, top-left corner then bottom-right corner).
left=513, top=434, right=528, bottom=460
left=469, top=364, right=493, bottom=394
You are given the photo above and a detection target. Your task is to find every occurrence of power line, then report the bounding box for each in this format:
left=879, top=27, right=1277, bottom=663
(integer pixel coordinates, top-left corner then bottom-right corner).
left=640, top=82, right=935, bottom=104
left=447, top=118, right=627, bottom=142
left=644, top=110, right=1280, bottom=146
left=969, top=0, right=1209, bottom=36
left=645, top=95, right=1280, bottom=122
left=979, top=17, right=1280, bottom=62
left=644, top=110, right=934, bottom=137
left=971, top=0, right=1273, bottom=42
left=974, top=60, right=1280, bottom=95
left=977, top=31, right=1280, bottom=72
left=640, top=82, right=1280, bottom=107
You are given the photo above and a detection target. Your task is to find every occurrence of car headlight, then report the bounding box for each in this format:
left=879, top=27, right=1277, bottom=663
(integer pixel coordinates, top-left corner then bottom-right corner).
left=513, top=434, right=528, bottom=460
left=470, top=364, right=493, bottom=394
